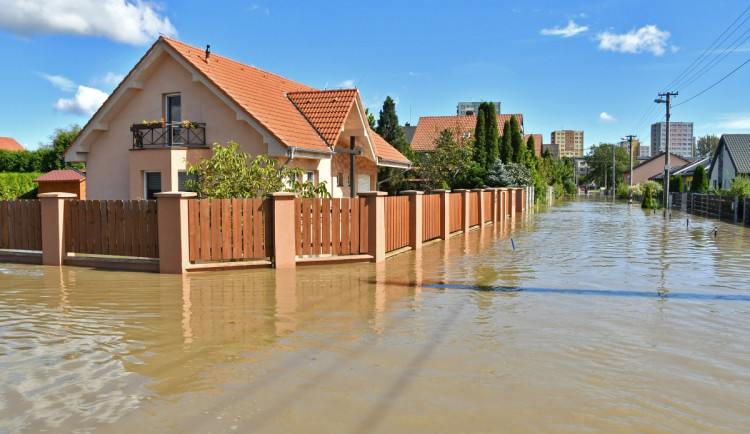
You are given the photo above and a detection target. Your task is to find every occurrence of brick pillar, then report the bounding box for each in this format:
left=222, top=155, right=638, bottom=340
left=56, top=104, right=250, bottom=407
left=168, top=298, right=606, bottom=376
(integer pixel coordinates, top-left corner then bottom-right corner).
left=39, top=192, right=77, bottom=266
left=155, top=192, right=196, bottom=274
left=271, top=192, right=296, bottom=269
left=360, top=191, right=386, bottom=262
left=401, top=190, right=423, bottom=250
left=434, top=189, right=450, bottom=240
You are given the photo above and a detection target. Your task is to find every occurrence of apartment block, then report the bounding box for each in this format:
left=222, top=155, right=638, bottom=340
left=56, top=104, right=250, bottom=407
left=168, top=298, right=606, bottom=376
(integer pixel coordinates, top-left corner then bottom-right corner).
left=650, top=122, right=694, bottom=158
left=551, top=130, right=584, bottom=158
left=457, top=101, right=501, bottom=116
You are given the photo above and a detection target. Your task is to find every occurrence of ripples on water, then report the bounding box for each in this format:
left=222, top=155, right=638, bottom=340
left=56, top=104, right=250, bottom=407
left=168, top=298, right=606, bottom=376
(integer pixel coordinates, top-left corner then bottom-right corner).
left=1, top=197, right=749, bottom=432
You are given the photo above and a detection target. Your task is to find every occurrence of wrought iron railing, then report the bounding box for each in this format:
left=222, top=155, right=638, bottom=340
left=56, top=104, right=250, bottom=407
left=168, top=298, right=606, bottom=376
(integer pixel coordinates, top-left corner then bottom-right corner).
left=131, top=122, right=206, bottom=148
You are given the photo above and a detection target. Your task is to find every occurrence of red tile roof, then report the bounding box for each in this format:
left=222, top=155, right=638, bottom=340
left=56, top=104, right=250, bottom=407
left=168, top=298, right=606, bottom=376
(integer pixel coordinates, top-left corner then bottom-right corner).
left=33, top=170, right=85, bottom=182
left=0, top=137, right=25, bottom=151
left=370, top=130, right=411, bottom=164
left=288, top=89, right=357, bottom=147
left=410, top=114, right=524, bottom=152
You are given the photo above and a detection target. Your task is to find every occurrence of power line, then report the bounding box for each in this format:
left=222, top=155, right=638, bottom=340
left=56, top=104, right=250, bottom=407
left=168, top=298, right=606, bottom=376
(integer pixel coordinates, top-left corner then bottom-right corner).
left=674, top=54, right=750, bottom=107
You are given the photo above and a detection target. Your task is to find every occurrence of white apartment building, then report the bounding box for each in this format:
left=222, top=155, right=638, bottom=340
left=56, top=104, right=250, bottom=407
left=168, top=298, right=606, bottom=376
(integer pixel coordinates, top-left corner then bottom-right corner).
left=650, top=122, right=694, bottom=158
left=457, top=101, right=501, bottom=116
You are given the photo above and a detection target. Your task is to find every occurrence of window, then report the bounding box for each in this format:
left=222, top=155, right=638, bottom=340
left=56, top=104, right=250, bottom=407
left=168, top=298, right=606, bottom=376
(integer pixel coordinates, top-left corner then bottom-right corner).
left=165, top=94, right=181, bottom=146
left=144, top=171, right=161, bottom=199
left=306, top=171, right=315, bottom=184
left=178, top=171, right=198, bottom=192
left=337, top=172, right=343, bottom=187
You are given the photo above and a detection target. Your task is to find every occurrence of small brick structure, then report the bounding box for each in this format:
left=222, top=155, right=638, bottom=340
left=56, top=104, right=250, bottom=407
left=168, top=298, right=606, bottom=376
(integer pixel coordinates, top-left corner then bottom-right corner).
left=34, top=170, right=86, bottom=199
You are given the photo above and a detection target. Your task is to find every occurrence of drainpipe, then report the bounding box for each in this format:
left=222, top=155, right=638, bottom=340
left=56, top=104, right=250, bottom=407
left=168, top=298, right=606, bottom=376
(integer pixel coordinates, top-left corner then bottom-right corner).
left=281, top=147, right=296, bottom=168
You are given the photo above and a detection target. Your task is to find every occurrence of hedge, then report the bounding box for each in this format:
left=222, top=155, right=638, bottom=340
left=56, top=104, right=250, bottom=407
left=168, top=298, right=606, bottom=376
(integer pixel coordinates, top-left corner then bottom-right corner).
left=0, top=172, right=43, bottom=199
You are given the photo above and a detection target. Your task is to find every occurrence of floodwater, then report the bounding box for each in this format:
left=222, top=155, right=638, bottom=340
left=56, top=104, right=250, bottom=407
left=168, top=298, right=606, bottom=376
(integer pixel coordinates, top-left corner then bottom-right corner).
left=2, top=197, right=750, bottom=432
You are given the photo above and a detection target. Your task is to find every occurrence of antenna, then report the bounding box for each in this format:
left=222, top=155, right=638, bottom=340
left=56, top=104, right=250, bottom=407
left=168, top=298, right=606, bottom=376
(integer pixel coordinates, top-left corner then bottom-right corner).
left=149, top=9, right=162, bottom=36
left=323, top=82, right=328, bottom=90
left=355, top=73, right=365, bottom=88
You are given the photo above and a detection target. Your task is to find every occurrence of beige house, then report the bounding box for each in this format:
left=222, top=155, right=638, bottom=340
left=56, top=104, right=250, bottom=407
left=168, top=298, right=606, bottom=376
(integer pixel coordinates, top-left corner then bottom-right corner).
left=64, top=37, right=411, bottom=200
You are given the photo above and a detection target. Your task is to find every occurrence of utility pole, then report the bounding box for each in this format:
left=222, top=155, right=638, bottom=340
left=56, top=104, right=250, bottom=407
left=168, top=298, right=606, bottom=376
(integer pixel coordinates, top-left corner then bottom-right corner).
left=655, top=92, right=677, bottom=215
left=623, top=135, right=636, bottom=203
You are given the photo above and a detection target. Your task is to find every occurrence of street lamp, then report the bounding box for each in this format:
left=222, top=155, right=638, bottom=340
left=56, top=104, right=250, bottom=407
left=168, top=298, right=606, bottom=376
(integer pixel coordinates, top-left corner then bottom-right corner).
left=655, top=92, right=677, bottom=215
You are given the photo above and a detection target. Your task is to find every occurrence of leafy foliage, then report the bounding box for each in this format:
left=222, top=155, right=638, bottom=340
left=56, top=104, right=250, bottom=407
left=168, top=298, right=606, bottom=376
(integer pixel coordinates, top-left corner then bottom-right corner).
left=669, top=175, right=684, bottom=193
left=499, top=120, right=512, bottom=163
left=485, top=160, right=514, bottom=187
left=690, top=165, right=709, bottom=193
left=420, top=125, right=475, bottom=191
left=695, top=134, right=719, bottom=158
left=0, top=172, right=43, bottom=199
left=584, top=143, right=630, bottom=188
left=0, top=125, right=82, bottom=173
left=726, top=175, right=750, bottom=198
left=185, top=141, right=330, bottom=199
left=375, top=96, right=415, bottom=195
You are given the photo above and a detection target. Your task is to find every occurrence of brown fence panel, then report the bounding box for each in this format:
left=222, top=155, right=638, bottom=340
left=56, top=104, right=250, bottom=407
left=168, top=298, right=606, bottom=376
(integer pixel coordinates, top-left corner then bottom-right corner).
left=385, top=195, right=409, bottom=252
left=707, top=195, right=721, bottom=218
left=0, top=200, right=42, bottom=251
left=483, top=191, right=493, bottom=223
left=359, top=197, right=369, bottom=254
left=469, top=192, right=480, bottom=227
left=422, top=194, right=441, bottom=242
left=449, top=193, right=463, bottom=233
left=720, top=196, right=737, bottom=222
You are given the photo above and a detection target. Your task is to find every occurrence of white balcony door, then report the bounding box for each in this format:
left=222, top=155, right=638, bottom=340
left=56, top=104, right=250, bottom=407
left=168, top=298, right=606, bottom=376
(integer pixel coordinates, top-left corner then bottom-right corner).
left=166, top=94, right=181, bottom=146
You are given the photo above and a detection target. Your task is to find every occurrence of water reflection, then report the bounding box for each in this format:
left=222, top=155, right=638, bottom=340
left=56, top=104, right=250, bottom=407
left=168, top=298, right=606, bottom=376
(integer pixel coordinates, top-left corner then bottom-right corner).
left=1, top=197, right=749, bottom=432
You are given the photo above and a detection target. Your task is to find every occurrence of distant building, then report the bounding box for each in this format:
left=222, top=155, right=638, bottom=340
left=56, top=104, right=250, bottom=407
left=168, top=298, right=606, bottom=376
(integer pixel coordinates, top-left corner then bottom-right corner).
left=411, top=114, right=523, bottom=154
left=550, top=130, right=584, bottom=158
left=524, top=134, right=543, bottom=158
left=403, top=122, right=417, bottom=144
left=618, top=138, right=640, bottom=157
left=572, top=157, right=589, bottom=182
left=0, top=137, right=25, bottom=151
left=457, top=101, right=501, bottom=116
left=650, top=121, right=694, bottom=158
left=623, top=152, right=690, bottom=186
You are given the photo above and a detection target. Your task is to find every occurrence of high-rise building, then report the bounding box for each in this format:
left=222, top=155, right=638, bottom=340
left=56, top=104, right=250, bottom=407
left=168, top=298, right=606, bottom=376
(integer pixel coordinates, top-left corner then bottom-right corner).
left=551, top=130, right=584, bottom=158
left=457, top=101, right=501, bottom=116
left=618, top=138, right=641, bottom=156
left=650, top=122, right=694, bottom=158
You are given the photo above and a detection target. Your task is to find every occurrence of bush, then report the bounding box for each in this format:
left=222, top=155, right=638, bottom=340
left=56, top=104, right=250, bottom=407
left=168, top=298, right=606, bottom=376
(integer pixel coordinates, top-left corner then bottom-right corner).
left=616, top=182, right=630, bottom=199
left=691, top=165, right=709, bottom=193
left=670, top=175, right=684, bottom=193
left=0, top=172, right=43, bottom=199
left=727, top=175, right=750, bottom=199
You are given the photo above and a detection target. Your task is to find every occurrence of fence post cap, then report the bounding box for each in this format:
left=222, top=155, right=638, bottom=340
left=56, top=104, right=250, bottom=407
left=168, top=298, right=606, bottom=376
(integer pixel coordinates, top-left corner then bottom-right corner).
left=470, top=188, right=484, bottom=192
left=271, top=192, right=296, bottom=200
left=154, top=191, right=197, bottom=198
left=400, top=190, right=424, bottom=196
left=38, top=192, right=78, bottom=198
left=358, top=191, right=387, bottom=197
left=432, top=189, right=450, bottom=194
left=453, top=189, right=469, bottom=193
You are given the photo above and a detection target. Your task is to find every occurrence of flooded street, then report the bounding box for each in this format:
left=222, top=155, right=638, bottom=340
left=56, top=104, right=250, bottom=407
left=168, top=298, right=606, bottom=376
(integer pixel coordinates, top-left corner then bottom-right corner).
left=2, top=197, right=750, bottom=432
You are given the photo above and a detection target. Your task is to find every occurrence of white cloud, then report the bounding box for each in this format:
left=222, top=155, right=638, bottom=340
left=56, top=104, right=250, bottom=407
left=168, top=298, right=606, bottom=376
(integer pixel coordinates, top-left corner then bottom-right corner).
left=38, top=73, right=76, bottom=91
left=597, top=25, right=673, bottom=56
left=599, top=112, right=617, bottom=123
left=0, top=0, right=177, bottom=45
left=54, top=85, right=108, bottom=116
left=706, top=113, right=750, bottom=131
left=540, top=20, right=588, bottom=38
left=92, top=72, right=125, bottom=87
left=339, top=79, right=355, bottom=88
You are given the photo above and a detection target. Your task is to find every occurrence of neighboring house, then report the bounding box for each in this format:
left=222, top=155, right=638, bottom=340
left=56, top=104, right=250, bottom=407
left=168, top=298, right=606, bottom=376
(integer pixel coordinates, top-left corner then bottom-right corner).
left=622, top=152, right=690, bottom=185
left=34, top=169, right=86, bottom=199
left=0, top=137, right=25, bottom=151
left=650, top=157, right=710, bottom=190
left=410, top=114, right=524, bottom=155
left=708, top=134, right=750, bottom=190
left=402, top=122, right=417, bottom=144
left=524, top=134, right=543, bottom=157
left=64, top=37, right=410, bottom=200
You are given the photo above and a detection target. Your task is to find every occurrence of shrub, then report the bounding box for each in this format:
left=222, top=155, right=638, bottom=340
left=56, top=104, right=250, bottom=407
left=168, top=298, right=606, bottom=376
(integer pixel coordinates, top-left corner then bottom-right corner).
left=0, top=172, right=43, bottom=199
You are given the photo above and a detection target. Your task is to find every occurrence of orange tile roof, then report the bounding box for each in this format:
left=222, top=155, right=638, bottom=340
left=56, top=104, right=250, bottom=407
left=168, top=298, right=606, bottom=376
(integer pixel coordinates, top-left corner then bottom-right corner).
left=0, top=137, right=25, bottom=151
left=370, top=130, right=411, bottom=164
left=410, top=114, right=523, bottom=152
left=163, top=37, right=330, bottom=153
left=287, top=89, right=357, bottom=147
left=33, top=170, right=85, bottom=182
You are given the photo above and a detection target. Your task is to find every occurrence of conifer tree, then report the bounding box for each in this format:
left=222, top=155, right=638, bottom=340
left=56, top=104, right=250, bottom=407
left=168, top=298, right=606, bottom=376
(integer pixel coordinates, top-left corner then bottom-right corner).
left=484, top=103, right=499, bottom=170
left=473, top=107, right=487, bottom=169
left=500, top=120, right=512, bottom=163
left=510, top=115, right=524, bottom=164
left=526, top=135, right=536, bottom=161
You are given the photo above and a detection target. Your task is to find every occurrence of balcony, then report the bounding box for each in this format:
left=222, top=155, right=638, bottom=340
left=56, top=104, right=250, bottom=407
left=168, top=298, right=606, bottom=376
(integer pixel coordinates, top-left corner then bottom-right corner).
left=131, top=121, right=207, bottom=149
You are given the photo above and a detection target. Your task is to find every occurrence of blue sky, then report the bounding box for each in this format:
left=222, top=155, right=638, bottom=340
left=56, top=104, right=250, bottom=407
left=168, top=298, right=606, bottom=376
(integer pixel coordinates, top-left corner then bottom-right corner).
left=1, top=0, right=750, bottom=153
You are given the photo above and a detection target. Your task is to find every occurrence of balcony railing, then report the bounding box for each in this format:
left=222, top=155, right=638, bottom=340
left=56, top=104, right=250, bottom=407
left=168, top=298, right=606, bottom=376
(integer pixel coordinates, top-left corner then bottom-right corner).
left=131, top=122, right=207, bottom=149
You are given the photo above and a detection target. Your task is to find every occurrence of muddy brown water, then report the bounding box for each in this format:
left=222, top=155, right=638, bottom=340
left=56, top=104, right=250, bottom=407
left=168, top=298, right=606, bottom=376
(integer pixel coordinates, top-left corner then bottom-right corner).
left=1, top=197, right=749, bottom=432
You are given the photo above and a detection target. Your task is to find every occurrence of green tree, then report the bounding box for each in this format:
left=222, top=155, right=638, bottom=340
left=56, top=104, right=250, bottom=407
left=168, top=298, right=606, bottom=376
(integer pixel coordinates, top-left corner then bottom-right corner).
left=421, top=125, right=475, bottom=191
left=642, top=182, right=656, bottom=209
left=509, top=115, right=524, bottom=164
left=185, top=141, right=330, bottom=199
left=364, top=108, right=376, bottom=129
left=375, top=96, right=415, bottom=194
left=483, top=102, right=499, bottom=169
left=376, top=96, right=406, bottom=144
left=727, top=175, right=750, bottom=198
left=584, top=143, right=630, bottom=188
left=473, top=107, right=487, bottom=169
left=690, top=165, right=709, bottom=193
left=669, top=175, right=684, bottom=193
left=695, top=134, right=719, bottom=158
left=526, top=135, right=536, bottom=162
left=500, top=120, right=512, bottom=163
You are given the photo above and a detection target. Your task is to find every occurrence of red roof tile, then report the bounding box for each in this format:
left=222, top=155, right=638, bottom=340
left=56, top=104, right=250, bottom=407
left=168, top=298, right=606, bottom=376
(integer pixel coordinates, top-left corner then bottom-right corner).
left=370, top=130, right=411, bottom=164
left=33, top=170, right=85, bottom=182
left=410, top=114, right=524, bottom=152
left=0, top=137, right=25, bottom=151
left=288, top=89, right=357, bottom=147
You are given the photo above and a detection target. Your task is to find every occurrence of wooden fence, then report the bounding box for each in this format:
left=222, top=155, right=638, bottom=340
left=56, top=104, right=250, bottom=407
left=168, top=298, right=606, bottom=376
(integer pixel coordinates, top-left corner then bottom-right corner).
left=469, top=192, right=479, bottom=227
left=422, top=194, right=441, bottom=242
left=188, top=198, right=272, bottom=262
left=449, top=193, right=463, bottom=233
left=385, top=195, right=409, bottom=253
left=296, top=197, right=369, bottom=256
left=65, top=200, right=158, bottom=258
left=0, top=200, right=41, bottom=251
left=483, top=191, right=493, bottom=224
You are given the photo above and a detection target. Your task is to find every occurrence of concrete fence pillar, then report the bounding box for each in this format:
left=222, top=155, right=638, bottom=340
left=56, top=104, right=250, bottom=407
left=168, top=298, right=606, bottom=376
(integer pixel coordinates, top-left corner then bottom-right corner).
left=360, top=191, right=386, bottom=262
left=435, top=189, right=450, bottom=240
left=401, top=190, right=423, bottom=250
left=155, top=192, right=196, bottom=274
left=271, top=192, right=297, bottom=269
left=39, top=192, right=77, bottom=266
